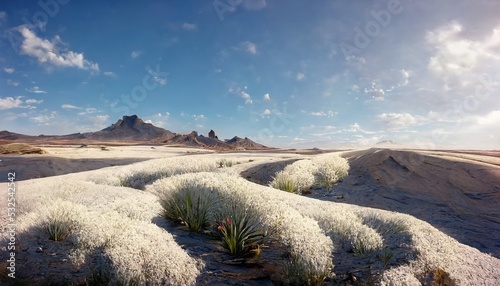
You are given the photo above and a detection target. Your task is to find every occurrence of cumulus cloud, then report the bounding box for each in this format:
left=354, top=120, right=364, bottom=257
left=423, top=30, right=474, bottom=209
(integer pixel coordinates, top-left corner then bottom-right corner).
left=364, top=82, right=385, bottom=100
left=25, top=86, right=47, bottom=94
left=427, top=21, right=500, bottom=76
left=4, top=68, right=14, bottom=74
left=262, top=109, right=271, bottom=115
left=263, top=93, right=271, bottom=101
left=401, top=69, right=410, bottom=86
left=104, top=71, right=117, bottom=77
left=296, top=72, right=305, bottom=81
left=18, top=26, right=99, bottom=72
left=240, top=91, right=253, bottom=104
left=194, top=114, right=206, bottom=121
left=229, top=86, right=253, bottom=104
left=0, top=97, right=23, bottom=110
left=377, top=112, right=425, bottom=129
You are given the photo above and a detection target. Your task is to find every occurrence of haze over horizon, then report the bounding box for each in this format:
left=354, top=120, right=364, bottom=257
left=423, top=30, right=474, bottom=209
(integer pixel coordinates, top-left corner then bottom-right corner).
left=1, top=0, right=499, bottom=149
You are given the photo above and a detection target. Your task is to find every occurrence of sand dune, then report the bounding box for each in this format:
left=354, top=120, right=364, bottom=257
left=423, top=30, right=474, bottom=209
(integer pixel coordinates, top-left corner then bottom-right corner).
left=327, top=148, right=500, bottom=258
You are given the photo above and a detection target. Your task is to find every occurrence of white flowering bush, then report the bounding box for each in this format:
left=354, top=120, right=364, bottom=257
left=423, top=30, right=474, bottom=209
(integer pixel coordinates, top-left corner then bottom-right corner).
left=312, top=153, right=349, bottom=190
left=270, top=154, right=349, bottom=193
left=88, top=156, right=218, bottom=189
left=12, top=180, right=202, bottom=285
left=148, top=172, right=334, bottom=283
left=271, top=159, right=317, bottom=194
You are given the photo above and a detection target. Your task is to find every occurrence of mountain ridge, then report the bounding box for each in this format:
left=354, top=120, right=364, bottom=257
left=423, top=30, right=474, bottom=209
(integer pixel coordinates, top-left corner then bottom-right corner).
left=0, top=115, right=270, bottom=150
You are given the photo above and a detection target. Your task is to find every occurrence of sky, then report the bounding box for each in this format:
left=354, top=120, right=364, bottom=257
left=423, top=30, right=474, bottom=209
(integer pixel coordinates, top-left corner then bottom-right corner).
left=0, top=0, right=499, bottom=149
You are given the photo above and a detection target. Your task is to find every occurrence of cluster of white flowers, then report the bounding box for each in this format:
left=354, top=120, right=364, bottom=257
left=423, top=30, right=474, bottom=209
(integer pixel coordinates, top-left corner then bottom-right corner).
left=13, top=179, right=202, bottom=285
left=312, top=153, right=350, bottom=189
left=88, top=156, right=218, bottom=189
left=270, top=159, right=317, bottom=193
left=270, top=153, right=350, bottom=193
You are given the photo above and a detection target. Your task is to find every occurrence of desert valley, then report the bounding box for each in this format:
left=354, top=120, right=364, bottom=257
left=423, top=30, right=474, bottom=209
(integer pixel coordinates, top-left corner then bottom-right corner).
left=0, top=115, right=499, bottom=285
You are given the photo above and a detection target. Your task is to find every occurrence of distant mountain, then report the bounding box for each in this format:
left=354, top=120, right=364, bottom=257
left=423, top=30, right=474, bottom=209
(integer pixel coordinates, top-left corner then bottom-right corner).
left=166, top=131, right=234, bottom=150
left=225, top=136, right=268, bottom=149
left=0, top=115, right=270, bottom=150
left=376, top=140, right=398, bottom=146
left=87, top=115, right=175, bottom=142
left=164, top=132, right=269, bottom=150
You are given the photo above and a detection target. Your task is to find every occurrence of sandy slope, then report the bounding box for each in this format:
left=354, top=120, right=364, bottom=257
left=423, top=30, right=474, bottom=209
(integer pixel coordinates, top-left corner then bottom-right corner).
left=0, top=145, right=213, bottom=180
left=325, top=148, right=500, bottom=258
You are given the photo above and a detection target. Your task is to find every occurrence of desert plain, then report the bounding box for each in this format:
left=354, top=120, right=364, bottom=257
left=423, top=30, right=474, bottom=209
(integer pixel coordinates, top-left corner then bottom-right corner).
left=1, top=144, right=499, bottom=285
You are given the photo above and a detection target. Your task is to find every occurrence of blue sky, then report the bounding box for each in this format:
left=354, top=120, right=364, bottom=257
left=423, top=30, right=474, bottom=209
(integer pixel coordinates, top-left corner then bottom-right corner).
left=1, top=0, right=499, bottom=149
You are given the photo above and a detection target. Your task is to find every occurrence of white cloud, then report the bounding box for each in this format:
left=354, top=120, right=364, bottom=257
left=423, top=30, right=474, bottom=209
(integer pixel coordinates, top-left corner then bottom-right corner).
left=377, top=112, right=425, bottom=129
left=104, top=71, right=116, bottom=77
left=241, top=91, right=253, bottom=104
left=4, top=68, right=14, bottom=74
left=61, top=104, right=80, bottom=109
left=75, top=106, right=98, bottom=115
left=0, top=97, right=23, bottom=110
left=31, top=111, right=57, bottom=124
left=427, top=21, right=500, bottom=76
left=25, top=86, right=47, bottom=94
left=194, top=114, right=206, bottom=121
left=240, top=41, right=257, bottom=54
left=311, top=110, right=337, bottom=118
left=344, top=123, right=377, bottom=134
left=18, top=26, right=99, bottom=72
left=25, top=99, right=43, bottom=104
left=263, top=93, right=270, bottom=101
left=229, top=86, right=253, bottom=104
left=131, top=50, right=141, bottom=59
left=144, top=112, right=170, bottom=127
left=146, top=66, right=168, bottom=86
left=182, top=23, right=197, bottom=30
left=401, top=69, right=410, bottom=86
left=262, top=109, right=271, bottom=115
left=364, top=82, right=385, bottom=100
